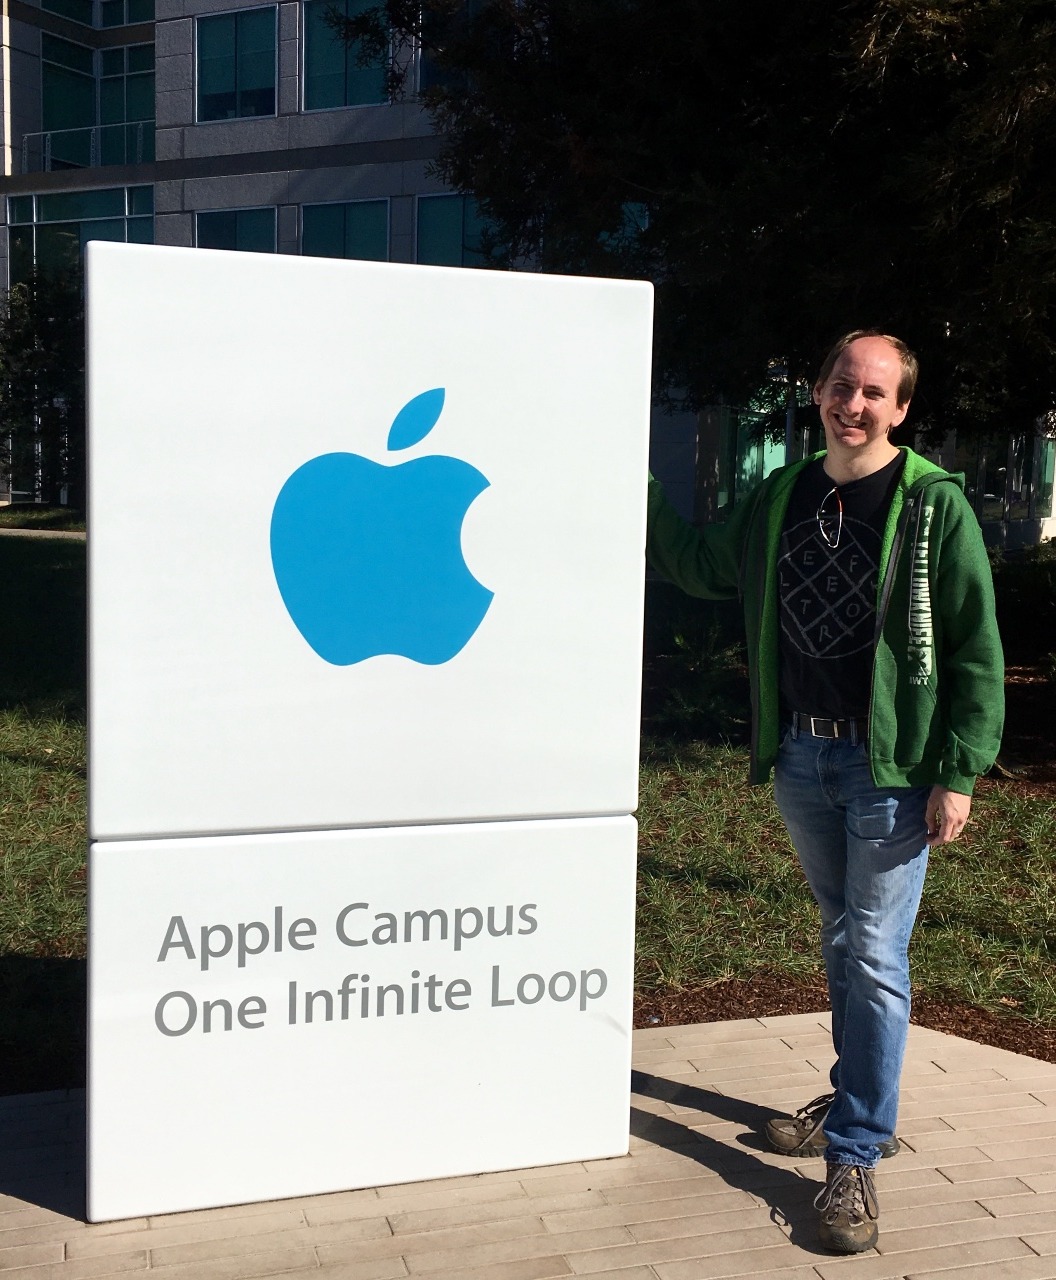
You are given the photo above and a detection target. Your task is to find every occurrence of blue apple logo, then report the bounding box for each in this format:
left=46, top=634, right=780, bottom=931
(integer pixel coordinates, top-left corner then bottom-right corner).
left=269, top=389, right=494, bottom=665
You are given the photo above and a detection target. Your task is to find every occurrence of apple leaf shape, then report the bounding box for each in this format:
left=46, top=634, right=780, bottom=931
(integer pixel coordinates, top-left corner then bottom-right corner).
left=387, top=388, right=445, bottom=451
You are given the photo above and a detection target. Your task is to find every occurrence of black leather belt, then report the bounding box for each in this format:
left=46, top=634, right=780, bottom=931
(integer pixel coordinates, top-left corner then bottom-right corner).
left=793, top=713, right=868, bottom=739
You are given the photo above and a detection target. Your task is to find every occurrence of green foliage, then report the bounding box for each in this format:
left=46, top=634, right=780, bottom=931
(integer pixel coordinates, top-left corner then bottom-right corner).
left=0, top=269, right=86, bottom=509
left=642, top=582, right=749, bottom=742
left=649, top=624, right=748, bottom=741
left=990, top=552, right=1056, bottom=662
left=0, top=537, right=86, bottom=714
left=339, top=0, right=1056, bottom=436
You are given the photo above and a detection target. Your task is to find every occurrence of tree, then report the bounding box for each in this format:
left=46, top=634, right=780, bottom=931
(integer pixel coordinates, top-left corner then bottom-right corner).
left=336, top=0, right=1056, bottom=439
left=0, top=269, right=86, bottom=509
left=855, top=0, right=1056, bottom=441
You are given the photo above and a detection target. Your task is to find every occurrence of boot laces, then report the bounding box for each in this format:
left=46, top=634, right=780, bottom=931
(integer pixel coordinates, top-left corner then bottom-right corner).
left=814, top=1164, right=879, bottom=1225
left=792, top=1092, right=834, bottom=1130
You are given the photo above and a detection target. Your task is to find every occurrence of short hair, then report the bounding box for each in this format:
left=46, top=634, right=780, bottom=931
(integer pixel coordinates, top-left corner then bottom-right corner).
left=816, top=329, right=919, bottom=407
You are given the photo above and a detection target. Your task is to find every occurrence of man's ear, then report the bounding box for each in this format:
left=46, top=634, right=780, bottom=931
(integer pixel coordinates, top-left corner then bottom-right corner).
left=891, top=400, right=910, bottom=430
left=812, top=382, right=823, bottom=405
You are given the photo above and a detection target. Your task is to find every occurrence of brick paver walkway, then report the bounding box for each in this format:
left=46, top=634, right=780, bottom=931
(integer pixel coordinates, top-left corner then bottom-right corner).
left=3, top=1013, right=1055, bottom=1279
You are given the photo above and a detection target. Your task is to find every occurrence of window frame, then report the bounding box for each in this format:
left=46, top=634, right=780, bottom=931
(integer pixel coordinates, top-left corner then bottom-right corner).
left=195, top=205, right=278, bottom=253
left=6, top=186, right=154, bottom=286
left=300, top=0, right=389, bottom=112
left=194, top=5, right=278, bottom=125
left=414, top=192, right=492, bottom=268
left=299, top=197, right=390, bottom=261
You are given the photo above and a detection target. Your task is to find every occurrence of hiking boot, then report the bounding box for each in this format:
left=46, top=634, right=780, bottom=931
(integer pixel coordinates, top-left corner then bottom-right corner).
left=814, top=1162, right=879, bottom=1252
left=765, top=1092, right=900, bottom=1158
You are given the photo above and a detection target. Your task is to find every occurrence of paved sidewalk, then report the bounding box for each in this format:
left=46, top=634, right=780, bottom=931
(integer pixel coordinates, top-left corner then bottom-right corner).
left=0, top=528, right=85, bottom=540
left=3, top=1013, right=1055, bottom=1279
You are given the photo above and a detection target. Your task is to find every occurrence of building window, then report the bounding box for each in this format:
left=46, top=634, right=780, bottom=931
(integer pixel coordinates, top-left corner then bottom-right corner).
left=38, top=0, right=153, bottom=25
left=41, top=35, right=96, bottom=168
left=6, top=186, right=154, bottom=285
left=196, top=207, right=276, bottom=252
left=29, top=37, right=154, bottom=172
left=99, top=44, right=156, bottom=164
left=101, top=0, right=154, bottom=26
left=415, top=194, right=492, bottom=267
left=196, top=8, right=276, bottom=122
left=303, top=0, right=386, bottom=110
left=301, top=200, right=387, bottom=260
left=42, top=0, right=94, bottom=24
left=418, top=0, right=477, bottom=93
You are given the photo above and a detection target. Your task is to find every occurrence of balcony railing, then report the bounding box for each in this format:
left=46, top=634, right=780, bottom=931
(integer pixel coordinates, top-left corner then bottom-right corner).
left=21, top=122, right=155, bottom=173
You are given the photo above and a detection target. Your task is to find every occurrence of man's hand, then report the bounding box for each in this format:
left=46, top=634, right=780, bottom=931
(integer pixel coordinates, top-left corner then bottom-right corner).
left=925, top=785, right=971, bottom=846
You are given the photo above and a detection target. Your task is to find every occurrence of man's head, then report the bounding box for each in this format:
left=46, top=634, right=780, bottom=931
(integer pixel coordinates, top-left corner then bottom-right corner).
left=816, top=330, right=918, bottom=409
left=812, top=331, right=917, bottom=465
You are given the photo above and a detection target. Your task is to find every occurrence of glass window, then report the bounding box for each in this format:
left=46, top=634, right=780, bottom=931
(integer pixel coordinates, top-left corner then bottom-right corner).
left=101, top=0, right=155, bottom=24
left=302, top=200, right=387, bottom=260
left=8, top=196, right=34, bottom=224
left=416, top=194, right=490, bottom=267
left=41, top=35, right=96, bottom=168
left=99, top=43, right=156, bottom=159
left=197, top=8, right=276, bottom=122
left=197, top=207, right=276, bottom=252
left=1009, top=435, right=1031, bottom=521
left=1036, top=437, right=1056, bottom=520
left=977, top=437, right=1007, bottom=523
left=41, top=0, right=94, bottom=26
left=419, top=0, right=478, bottom=93
left=303, top=0, right=386, bottom=110
left=42, top=34, right=94, bottom=75
left=38, top=188, right=125, bottom=222
left=129, top=184, right=153, bottom=215
left=128, top=44, right=155, bottom=73
left=7, top=187, right=154, bottom=286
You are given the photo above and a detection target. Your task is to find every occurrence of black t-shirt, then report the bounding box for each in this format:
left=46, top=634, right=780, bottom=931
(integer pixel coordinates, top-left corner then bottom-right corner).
left=778, top=453, right=905, bottom=718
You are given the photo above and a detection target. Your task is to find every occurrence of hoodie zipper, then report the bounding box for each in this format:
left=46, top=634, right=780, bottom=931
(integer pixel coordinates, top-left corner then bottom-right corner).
left=874, top=494, right=917, bottom=646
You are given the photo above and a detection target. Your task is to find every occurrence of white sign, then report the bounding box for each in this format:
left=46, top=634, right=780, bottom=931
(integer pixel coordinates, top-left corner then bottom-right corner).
left=87, top=244, right=653, bottom=841
left=86, top=244, right=652, bottom=1221
left=88, top=817, right=637, bottom=1221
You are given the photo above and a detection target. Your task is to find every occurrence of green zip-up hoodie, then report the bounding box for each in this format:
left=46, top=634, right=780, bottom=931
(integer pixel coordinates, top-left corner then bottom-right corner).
left=646, top=447, right=1004, bottom=795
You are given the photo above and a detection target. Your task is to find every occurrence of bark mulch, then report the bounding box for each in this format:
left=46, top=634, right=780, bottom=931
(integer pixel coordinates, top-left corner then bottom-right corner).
left=634, top=662, right=1056, bottom=1066
left=633, top=971, right=1056, bottom=1065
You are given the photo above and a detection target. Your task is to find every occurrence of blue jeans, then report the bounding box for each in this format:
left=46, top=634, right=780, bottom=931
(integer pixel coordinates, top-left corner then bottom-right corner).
left=773, top=721, right=929, bottom=1168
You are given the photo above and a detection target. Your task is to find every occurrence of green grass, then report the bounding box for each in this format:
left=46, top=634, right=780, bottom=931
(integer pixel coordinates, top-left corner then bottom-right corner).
left=0, top=535, right=87, bottom=956
left=0, top=707, right=87, bottom=958
left=638, top=739, right=1056, bottom=1026
left=0, top=503, right=86, bottom=531
left=0, top=537, right=88, bottom=1089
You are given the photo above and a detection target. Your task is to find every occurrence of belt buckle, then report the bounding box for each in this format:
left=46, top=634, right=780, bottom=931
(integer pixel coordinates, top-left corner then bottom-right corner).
left=809, top=716, right=837, bottom=738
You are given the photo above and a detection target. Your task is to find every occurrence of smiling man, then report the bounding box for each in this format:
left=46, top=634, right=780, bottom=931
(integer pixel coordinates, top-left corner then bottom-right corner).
left=646, top=330, right=1004, bottom=1254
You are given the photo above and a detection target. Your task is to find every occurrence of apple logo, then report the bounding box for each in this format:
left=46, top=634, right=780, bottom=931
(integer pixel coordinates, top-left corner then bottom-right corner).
left=270, top=388, right=493, bottom=665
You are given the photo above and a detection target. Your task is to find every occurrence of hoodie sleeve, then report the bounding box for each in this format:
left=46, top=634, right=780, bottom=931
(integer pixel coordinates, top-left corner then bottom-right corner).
left=646, top=474, right=753, bottom=600
left=932, top=488, right=1004, bottom=794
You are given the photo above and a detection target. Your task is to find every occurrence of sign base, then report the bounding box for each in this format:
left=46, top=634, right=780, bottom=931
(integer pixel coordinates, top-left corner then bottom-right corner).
left=88, top=816, right=636, bottom=1221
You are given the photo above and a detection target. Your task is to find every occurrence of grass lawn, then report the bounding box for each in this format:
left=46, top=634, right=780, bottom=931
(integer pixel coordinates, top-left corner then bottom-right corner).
left=1, top=535, right=1054, bottom=1092
left=0, top=503, right=86, bottom=532
left=637, top=740, right=1056, bottom=1025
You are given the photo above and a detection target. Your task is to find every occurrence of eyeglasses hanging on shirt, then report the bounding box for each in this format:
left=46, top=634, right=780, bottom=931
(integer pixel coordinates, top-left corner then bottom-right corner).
left=817, top=486, right=843, bottom=549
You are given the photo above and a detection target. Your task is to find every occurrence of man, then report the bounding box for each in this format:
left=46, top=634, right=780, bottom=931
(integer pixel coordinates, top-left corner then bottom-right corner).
left=646, top=331, right=1004, bottom=1254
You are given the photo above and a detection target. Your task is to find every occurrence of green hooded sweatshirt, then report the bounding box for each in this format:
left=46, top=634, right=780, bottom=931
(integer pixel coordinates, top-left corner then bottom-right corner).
left=646, top=447, right=1004, bottom=795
